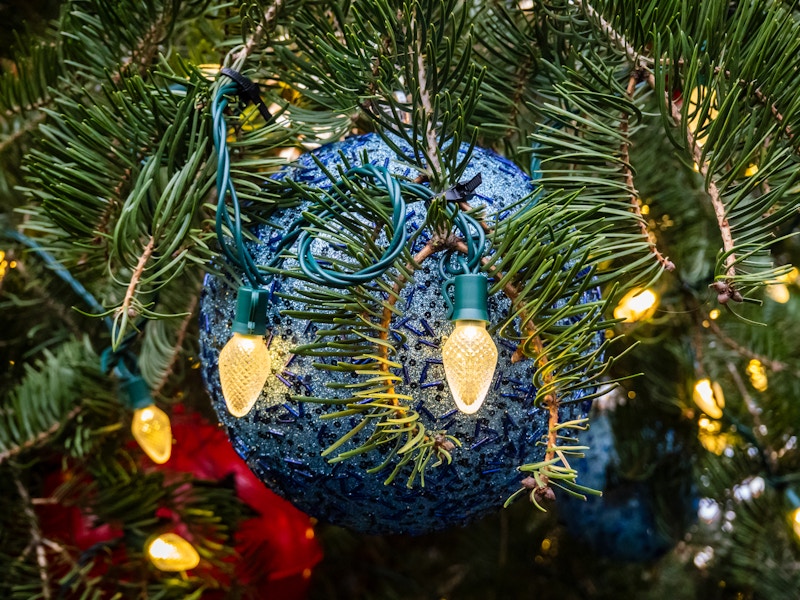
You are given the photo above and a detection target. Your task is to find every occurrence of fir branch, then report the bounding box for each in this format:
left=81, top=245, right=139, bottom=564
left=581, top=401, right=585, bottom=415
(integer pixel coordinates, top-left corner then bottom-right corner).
left=0, top=406, right=81, bottom=466
left=115, top=235, right=154, bottom=344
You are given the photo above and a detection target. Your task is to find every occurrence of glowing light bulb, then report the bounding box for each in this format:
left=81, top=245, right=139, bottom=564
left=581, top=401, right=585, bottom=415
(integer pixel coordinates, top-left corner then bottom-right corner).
left=220, top=286, right=272, bottom=418
left=443, top=320, right=498, bottom=414
left=693, top=378, right=725, bottom=419
left=219, top=332, right=270, bottom=417
left=613, top=288, right=659, bottom=322
left=766, top=284, right=790, bottom=304
left=147, top=533, right=200, bottom=571
left=746, top=359, right=768, bottom=392
left=687, top=86, right=718, bottom=147
left=132, top=405, right=172, bottom=464
left=744, top=163, right=759, bottom=177
left=792, top=507, right=800, bottom=540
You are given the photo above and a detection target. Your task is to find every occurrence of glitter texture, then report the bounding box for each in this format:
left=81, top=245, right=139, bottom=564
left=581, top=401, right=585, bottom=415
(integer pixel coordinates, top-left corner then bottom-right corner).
left=219, top=333, right=271, bottom=418
left=442, top=321, right=497, bottom=414
left=199, top=133, right=601, bottom=534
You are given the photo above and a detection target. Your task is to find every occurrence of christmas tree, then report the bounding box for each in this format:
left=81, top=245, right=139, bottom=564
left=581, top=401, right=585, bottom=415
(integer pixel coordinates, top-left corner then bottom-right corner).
left=1, top=0, right=799, bottom=598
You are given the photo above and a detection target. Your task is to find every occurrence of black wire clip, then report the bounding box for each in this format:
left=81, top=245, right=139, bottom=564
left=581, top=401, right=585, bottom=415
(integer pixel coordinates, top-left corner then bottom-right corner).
left=220, top=67, right=274, bottom=124
left=444, top=173, right=483, bottom=202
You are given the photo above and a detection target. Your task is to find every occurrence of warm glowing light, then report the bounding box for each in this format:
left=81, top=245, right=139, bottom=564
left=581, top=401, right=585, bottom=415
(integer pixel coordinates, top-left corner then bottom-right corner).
left=613, top=288, right=659, bottom=323
left=781, top=267, right=799, bottom=285
left=687, top=86, right=718, bottom=147
left=442, top=320, right=498, bottom=414
left=792, top=507, right=800, bottom=540
left=697, top=416, right=730, bottom=455
left=766, top=284, right=790, bottom=304
left=709, top=309, right=721, bottom=320
left=147, top=533, right=200, bottom=571
left=219, top=332, right=270, bottom=417
left=746, top=359, right=768, bottom=392
left=693, top=379, right=725, bottom=419
left=131, top=406, right=172, bottom=464
left=744, top=163, right=759, bottom=177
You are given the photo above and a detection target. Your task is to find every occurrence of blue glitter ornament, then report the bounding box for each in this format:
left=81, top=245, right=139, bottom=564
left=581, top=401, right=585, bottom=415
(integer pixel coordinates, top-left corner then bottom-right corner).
left=560, top=410, right=695, bottom=562
left=199, top=133, right=600, bottom=534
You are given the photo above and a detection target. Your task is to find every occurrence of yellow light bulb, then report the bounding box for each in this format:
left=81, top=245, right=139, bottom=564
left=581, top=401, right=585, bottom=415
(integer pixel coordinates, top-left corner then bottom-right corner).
left=792, top=507, right=800, bottom=540
left=147, top=533, right=200, bottom=571
left=131, top=405, right=172, bottom=464
left=687, top=86, right=718, bottom=147
left=219, top=332, right=270, bottom=417
left=613, top=288, right=659, bottom=323
left=746, top=359, right=768, bottom=392
left=442, top=320, right=498, bottom=414
left=766, top=283, right=790, bottom=304
left=693, top=378, right=725, bottom=419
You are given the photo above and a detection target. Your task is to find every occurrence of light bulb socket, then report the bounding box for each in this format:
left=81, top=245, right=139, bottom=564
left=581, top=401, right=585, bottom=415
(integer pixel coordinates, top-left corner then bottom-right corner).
left=232, top=286, right=269, bottom=335
left=120, top=376, right=153, bottom=410
left=448, top=273, right=490, bottom=322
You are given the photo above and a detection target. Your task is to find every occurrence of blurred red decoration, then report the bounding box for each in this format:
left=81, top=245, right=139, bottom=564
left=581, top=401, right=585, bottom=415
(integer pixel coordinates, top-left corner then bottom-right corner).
left=167, top=408, right=323, bottom=598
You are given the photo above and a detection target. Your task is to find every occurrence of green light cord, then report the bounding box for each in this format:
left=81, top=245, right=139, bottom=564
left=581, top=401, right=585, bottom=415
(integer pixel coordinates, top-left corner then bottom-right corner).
left=212, top=78, right=479, bottom=290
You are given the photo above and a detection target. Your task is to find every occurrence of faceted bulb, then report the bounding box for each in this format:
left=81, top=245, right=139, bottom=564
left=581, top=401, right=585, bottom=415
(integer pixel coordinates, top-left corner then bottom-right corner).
left=442, top=320, right=498, bottom=414
left=131, top=406, right=172, bottom=464
left=147, top=533, right=200, bottom=571
left=219, top=332, right=270, bottom=417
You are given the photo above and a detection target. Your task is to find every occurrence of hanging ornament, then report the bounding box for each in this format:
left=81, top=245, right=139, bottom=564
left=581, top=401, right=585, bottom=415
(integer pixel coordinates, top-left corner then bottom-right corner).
left=200, top=133, right=602, bottom=534
left=559, top=408, right=696, bottom=562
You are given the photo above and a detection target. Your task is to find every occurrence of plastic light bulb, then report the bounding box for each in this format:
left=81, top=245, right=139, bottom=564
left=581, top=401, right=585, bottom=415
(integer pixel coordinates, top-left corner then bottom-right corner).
left=443, top=320, right=498, bottom=414
left=613, top=288, right=658, bottom=322
left=219, top=332, right=270, bottom=417
left=693, top=378, right=725, bottom=419
left=131, top=405, right=172, bottom=464
left=147, top=533, right=200, bottom=571
left=792, top=507, right=800, bottom=540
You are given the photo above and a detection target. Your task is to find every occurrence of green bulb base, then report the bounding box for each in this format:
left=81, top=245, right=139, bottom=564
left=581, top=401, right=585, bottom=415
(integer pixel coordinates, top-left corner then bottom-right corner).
left=232, top=286, right=270, bottom=335
left=120, top=376, right=154, bottom=410
left=448, top=273, right=490, bottom=322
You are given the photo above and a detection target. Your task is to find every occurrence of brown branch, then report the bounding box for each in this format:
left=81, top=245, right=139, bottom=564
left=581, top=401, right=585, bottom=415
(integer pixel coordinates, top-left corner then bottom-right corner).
left=14, top=476, right=51, bottom=599
left=230, top=0, right=286, bottom=70
left=118, top=235, right=155, bottom=321
left=151, top=286, right=201, bottom=396
left=577, top=0, right=736, bottom=279
left=620, top=74, right=675, bottom=272
left=0, top=112, right=46, bottom=154
left=452, top=239, right=559, bottom=464
left=410, top=12, right=442, bottom=181
left=705, top=316, right=798, bottom=377
left=657, top=74, right=736, bottom=279
left=378, top=240, right=440, bottom=405
left=0, top=406, right=82, bottom=465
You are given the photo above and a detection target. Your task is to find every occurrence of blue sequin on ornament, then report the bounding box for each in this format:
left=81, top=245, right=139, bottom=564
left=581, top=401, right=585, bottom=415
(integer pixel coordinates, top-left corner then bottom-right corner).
left=199, top=133, right=601, bottom=534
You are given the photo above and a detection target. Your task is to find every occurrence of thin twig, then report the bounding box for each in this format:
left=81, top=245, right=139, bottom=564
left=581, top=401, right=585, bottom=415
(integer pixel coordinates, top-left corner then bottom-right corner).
left=410, top=12, right=442, bottom=180
left=0, top=112, right=46, bottom=154
left=0, top=406, right=82, bottom=465
left=152, top=289, right=200, bottom=396
left=378, top=240, right=439, bottom=405
left=229, top=0, right=285, bottom=70
left=620, top=74, right=675, bottom=271
left=118, top=235, right=155, bottom=321
left=15, top=476, right=51, bottom=599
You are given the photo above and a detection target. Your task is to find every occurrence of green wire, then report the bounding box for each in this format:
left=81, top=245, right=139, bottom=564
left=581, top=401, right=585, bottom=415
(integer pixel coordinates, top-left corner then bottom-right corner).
left=211, top=80, right=456, bottom=290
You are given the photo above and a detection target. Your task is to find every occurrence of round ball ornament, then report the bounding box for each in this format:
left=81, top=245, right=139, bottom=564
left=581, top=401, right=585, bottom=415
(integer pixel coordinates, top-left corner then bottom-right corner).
left=200, top=133, right=599, bottom=535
